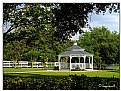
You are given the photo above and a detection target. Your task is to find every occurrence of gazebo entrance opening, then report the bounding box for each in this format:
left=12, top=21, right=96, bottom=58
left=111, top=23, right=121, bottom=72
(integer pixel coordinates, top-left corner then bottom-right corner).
left=55, top=43, right=94, bottom=71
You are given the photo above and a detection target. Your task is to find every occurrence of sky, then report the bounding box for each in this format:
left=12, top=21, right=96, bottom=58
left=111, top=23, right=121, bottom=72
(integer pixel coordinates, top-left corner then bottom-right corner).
left=71, top=12, right=119, bottom=40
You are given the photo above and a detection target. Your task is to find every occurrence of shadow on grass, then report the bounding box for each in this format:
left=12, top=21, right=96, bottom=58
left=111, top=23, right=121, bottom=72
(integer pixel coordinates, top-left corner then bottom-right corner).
left=3, top=72, right=120, bottom=80
left=108, top=70, right=120, bottom=73
left=94, top=67, right=120, bottom=73
left=3, top=73, right=66, bottom=79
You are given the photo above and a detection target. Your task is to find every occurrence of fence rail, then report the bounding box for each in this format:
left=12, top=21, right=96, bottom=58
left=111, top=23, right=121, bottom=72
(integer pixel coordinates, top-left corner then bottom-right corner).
left=3, top=61, right=47, bottom=68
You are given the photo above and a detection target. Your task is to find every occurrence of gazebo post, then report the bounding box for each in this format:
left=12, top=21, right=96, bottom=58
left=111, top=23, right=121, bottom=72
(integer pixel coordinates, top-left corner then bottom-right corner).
left=89, top=56, right=90, bottom=63
left=70, top=56, right=72, bottom=71
left=78, top=56, right=81, bottom=68
left=89, top=56, right=90, bottom=68
left=92, top=56, right=93, bottom=70
left=79, top=56, right=80, bottom=63
left=58, top=55, right=61, bottom=70
left=84, top=56, right=86, bottom=69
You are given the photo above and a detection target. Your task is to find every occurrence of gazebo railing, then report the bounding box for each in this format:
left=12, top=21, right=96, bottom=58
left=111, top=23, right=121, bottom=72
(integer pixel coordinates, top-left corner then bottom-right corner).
left=60, top=62, right=70, bottom=69
left=71, top=63, right=84, bottom=69
left=71, top=63, right=92, bottom=69
left=55, top=62, right=92, bottom=69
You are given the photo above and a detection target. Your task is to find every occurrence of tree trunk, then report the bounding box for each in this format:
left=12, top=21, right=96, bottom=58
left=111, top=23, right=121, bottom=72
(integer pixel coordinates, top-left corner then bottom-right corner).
left=31, top=61, right=33, bottom=68
left=14, top=60, right=17, bottom=68
left=31, top=56, right=33, bottom=68
left=17, top=61, right=20, bottom=68
left=97, top=64, right=100, bottom=70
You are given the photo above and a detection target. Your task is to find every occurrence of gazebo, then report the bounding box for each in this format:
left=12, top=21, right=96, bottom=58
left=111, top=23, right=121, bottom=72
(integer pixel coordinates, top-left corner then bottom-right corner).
left=56, top=43, right=94, bottom=71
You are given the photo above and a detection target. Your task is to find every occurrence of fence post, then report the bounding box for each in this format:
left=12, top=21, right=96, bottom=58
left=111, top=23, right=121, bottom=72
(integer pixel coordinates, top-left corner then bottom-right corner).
left=21, top=63, right=22, bottom=68
left=9, top=61, right=10, bottom=68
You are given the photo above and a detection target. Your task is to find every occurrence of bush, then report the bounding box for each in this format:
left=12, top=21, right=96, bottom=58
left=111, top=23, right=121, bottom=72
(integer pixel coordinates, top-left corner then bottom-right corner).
left=3, top=75, right=119, bottom=90
left=75, top=66, right=80, bottom=71
left=54, top=66, right=59, bottom=70
left=71, top=67, right=85, bottom=71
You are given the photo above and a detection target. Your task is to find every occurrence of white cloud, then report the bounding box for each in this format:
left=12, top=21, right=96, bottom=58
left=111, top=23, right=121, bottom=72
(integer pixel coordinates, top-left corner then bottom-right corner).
left=89, top=12, right=119, bottom=32
left=71, top=12, right=119, bottom=40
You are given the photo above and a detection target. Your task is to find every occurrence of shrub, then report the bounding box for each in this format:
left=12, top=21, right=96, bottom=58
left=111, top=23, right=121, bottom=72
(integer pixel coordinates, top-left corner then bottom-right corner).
left=75, top=66, right=80, bottom=71
left=72, top=67, right=85, bottom=71
left=54, top=66, right=59, bottom=70
left=3, top=75, right=119, bottom=90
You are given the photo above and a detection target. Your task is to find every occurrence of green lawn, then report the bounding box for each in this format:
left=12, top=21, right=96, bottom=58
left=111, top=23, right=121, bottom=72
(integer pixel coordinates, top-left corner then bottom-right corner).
left=3, top=68, right=45, bottom=72
left=3, top=68, right=119, bottom=78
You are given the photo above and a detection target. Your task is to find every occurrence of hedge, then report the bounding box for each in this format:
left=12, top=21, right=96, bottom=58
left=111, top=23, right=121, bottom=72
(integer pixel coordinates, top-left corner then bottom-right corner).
left=3, top=75, right=119, bottom=90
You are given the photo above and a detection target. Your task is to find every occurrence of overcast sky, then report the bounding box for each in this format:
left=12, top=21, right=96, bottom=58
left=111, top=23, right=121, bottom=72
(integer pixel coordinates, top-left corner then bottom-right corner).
left=71, top=12, right=119, bottom=40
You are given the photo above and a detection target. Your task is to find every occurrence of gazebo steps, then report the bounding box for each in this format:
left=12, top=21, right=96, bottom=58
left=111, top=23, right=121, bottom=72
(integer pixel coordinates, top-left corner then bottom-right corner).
left=85, top=69, right=93, bottom=71
left=59, top=69, right=70, bottom=71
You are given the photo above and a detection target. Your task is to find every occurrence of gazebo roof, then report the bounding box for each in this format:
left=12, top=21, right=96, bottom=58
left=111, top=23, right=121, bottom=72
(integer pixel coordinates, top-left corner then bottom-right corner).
left=59, top=43, right=93, bottom=56
left=67, top=45, right=82, bottom=51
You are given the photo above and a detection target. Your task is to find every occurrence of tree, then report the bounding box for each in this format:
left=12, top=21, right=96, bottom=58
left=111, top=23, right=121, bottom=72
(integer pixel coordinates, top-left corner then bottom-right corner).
left=3, top=3, right=54, bottom=39
left=51, top=3, right=119, bottom=40
left=77, top=26, right=119, bottom=69
left=24, top=49, right=40, bottom=68
left=3, top=3, right=120, bottom=40
left=3, top=3, right=119, bottom=65
left=3, top=40, right=26, bottom=68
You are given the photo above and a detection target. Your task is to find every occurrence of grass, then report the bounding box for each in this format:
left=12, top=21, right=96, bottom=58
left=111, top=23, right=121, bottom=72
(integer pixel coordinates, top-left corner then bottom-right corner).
left=3, top=68, right=119, bottom=78
left=3, top=64, right=120, bottom=78
left=107, top=65, right=119, bottom=69
left=3, top=68, right=45, bottom=72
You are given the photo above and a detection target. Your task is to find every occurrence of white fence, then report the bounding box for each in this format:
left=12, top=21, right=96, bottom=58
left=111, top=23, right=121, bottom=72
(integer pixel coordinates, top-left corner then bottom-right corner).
left=3, top=61, right=47, bottom=68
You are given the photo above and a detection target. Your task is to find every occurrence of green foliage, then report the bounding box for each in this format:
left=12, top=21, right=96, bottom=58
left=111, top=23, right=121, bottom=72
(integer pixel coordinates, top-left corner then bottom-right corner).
left=3, top=3, right=120, bottom=65
left=54, top=66, right=59, bottom=70
left=72, top=67, right=85, bottom=71
left=3, top=14, right=73, bottom=62
left=75, top=66, right=81, bottom=71
left=3, top=22, right=73, bottom=62
left=3, top=75, right=119, bottom=90
left=3, top=40, right=26, bottom=68
left=3, top=3, right=119, bottom=40
left=78, top=26, right=119, bottom=69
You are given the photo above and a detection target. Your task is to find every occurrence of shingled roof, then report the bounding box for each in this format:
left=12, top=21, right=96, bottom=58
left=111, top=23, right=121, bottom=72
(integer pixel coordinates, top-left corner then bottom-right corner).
left=67, top=45, right=82, bottom=51
left=59, top=43, right=93, bottom=56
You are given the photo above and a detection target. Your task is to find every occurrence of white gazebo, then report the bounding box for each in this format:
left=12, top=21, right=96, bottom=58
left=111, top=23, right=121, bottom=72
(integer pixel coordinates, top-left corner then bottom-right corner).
left=55, top=43, right=94, bottom=71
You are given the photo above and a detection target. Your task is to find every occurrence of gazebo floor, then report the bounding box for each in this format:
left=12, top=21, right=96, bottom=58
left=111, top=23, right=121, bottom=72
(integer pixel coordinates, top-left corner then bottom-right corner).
left=55, top=69, right=98, bottom=72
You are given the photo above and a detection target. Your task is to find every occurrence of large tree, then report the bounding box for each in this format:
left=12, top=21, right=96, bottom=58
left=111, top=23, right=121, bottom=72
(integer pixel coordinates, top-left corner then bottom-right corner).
left=77, top=26, right=119, bottom=69
left=3, top=3, right=120, bottom=40
left=3, top=3, right=119, bottom=64
left=3, top=21, right=73, bottom=63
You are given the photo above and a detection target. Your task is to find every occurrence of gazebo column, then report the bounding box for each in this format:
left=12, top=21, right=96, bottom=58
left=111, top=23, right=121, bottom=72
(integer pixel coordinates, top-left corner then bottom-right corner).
left=58, top=55, right=61, bottom=70
left=92, top=56, right=93, bottom=70
left=89, top=56, right=90, bottom=68
left=83, top=56, right=86, bottom=69
left=70, top=56, right=72, bottom=71
left=79, top=56, right=80, bottom=63
left=78, top=56, right=81, bottom=68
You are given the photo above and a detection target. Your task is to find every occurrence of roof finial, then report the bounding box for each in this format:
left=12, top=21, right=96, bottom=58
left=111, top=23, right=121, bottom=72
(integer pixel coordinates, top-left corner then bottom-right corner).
left=74, top=43, right=77, bottom=45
